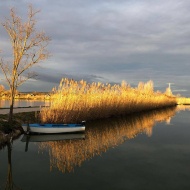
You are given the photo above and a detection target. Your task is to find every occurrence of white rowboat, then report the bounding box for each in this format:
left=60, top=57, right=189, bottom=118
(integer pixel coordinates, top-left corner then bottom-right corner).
left=22, top=122, right=85, bottom=134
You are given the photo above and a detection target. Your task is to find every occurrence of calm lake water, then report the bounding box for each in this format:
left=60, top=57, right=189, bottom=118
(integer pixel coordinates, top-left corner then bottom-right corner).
left=0, top=105, right=190, bottom=190
left=0, top=99, right=50, bottom=108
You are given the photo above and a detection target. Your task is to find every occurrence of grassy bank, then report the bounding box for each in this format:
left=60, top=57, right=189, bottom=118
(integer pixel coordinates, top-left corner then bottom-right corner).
left=0, top=111, right=36, bottom=137
left=39, top=78, right=177, bottom=123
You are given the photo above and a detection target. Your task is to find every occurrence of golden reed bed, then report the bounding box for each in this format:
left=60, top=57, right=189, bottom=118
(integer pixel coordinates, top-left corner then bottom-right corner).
left=176, top=97, right=190, bottom=105
left=39, top=78, right=177, bottom=123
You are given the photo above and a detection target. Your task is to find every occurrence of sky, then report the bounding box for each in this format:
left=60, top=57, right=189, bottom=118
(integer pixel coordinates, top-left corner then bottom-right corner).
left=0, top=0, right=190, bottom=96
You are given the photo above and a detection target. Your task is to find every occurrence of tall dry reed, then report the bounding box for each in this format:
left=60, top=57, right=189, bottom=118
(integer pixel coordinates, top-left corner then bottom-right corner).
left=176, top=97, right=190, bottom=105
left=39, top=78, right=177, bottom=123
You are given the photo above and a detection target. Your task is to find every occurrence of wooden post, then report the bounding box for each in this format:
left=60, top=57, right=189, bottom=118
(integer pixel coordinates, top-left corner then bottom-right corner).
left=25, top=135, right=30, bottom=152
left=26, top=123, right=30, bottom=135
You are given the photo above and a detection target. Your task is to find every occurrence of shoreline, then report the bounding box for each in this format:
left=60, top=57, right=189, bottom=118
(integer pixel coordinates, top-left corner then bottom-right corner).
left=0, top=106, right=49, bottom=114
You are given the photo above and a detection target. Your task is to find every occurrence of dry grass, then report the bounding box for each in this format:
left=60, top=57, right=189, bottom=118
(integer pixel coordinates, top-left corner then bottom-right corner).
left=176, top=97, right=190, bottom=105
left=39, top=78, right=177, bottom=123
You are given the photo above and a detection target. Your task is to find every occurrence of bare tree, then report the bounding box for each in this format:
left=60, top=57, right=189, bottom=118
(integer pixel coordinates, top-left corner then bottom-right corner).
left=0, top=5, right=50, bottom=124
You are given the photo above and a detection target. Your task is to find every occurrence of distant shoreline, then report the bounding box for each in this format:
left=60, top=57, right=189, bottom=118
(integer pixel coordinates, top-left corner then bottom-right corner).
left=0, top=92, right=51, bottom=100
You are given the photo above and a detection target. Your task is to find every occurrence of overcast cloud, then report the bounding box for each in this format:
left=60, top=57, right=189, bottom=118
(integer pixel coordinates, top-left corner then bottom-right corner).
left=0, top=0, right=190, bottom=96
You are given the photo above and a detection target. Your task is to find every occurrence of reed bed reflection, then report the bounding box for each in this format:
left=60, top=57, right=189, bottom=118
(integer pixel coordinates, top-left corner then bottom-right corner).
left=176, top=105, right=190, bottom=111
left=39, top=106, right=177, bottom=173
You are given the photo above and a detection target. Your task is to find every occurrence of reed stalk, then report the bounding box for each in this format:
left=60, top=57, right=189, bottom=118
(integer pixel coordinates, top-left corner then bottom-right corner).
left=39, top=78, right=177, bottom=123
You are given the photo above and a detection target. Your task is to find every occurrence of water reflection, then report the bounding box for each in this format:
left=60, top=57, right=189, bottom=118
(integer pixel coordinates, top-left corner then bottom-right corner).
left=22, top=133, right=85, bottom=152
left=0, top=99, right=50, bottom=108
left=37, top=106, right=177, bottom=173
left=1, top=105, right=190, bottom=189
left=176, top=104, right=190, bottom=111
left=1, top=143, right=21, bottom=190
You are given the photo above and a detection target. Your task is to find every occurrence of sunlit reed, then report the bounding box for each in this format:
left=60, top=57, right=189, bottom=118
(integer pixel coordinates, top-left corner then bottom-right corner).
left=176, top=97, right=190, bottom=105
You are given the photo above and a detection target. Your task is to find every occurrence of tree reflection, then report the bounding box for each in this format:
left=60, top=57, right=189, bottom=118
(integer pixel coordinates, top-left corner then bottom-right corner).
left=5, top=142, right=13, bottom=190
left=38, top=106, right=177, bottom=174
left=1, top=142, right=21, bottom=190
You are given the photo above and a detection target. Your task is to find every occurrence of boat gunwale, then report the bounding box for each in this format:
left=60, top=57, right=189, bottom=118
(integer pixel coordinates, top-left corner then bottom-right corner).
left=22, top=123, right=85, bottom=128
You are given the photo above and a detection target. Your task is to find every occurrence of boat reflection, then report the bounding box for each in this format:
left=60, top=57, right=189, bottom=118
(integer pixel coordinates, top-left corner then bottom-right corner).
left=21, top=133, right=85, bottom=143
left=21, top=133, right=85, bottom=152
left=37, top=106, right=177, bottom=173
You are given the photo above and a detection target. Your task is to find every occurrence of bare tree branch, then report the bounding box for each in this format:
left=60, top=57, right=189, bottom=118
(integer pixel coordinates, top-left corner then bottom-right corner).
left=0, top=5, right=51, bottom=123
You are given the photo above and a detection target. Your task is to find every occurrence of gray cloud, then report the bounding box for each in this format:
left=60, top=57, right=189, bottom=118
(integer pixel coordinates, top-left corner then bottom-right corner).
left=0, top=0, right=190, bottom=96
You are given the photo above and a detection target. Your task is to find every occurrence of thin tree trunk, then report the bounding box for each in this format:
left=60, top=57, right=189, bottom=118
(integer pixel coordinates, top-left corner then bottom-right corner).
left=8, top=104, right=14, bottom=124
left=8, top=91, right=14, bottom=124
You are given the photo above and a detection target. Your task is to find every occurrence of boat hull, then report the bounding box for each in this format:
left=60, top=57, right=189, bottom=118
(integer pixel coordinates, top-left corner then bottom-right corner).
left=22, top=123, right=85, bottom=134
